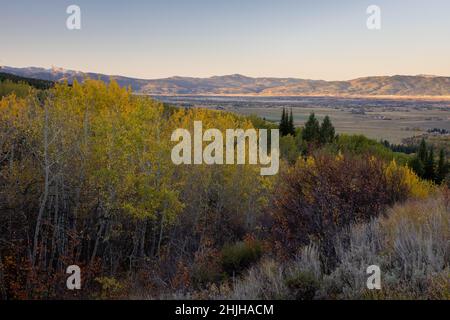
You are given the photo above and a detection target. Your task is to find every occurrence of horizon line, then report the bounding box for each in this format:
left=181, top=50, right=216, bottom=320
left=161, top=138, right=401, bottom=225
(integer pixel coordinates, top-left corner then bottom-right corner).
left=1, top=64, right=449, bottom=83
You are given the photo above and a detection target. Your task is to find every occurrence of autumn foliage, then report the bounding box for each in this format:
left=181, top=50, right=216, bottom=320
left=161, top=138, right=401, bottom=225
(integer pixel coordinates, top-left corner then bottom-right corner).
left=0, top=79, right=445, bottom=300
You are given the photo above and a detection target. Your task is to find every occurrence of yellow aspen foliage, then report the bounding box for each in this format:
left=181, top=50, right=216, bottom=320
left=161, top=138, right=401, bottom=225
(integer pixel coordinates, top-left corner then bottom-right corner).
left=385, top=160, right=434, bottom=199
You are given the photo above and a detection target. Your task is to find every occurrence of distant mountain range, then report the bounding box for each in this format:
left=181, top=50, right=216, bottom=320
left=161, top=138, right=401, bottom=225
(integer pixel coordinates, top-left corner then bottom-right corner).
left=2, top=66, right=450, bottom=97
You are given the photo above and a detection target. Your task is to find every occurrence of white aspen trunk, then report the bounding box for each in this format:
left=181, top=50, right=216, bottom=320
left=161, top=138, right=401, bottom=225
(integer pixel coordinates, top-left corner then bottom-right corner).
left=32, top=103, right=50, bottom=267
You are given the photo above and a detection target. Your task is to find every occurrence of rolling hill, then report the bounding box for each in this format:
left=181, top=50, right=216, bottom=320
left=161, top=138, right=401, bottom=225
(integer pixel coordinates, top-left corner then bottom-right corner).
left=1, top=66, right=450, bottom=97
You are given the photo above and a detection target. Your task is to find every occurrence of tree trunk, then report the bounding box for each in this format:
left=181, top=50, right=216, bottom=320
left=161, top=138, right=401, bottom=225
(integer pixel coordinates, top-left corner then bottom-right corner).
left=32, top=103, right=50, bottom=267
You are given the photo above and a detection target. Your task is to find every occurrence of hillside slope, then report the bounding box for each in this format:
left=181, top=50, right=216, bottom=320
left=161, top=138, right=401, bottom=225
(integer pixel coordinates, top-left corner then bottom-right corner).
left=2, top=66, right=450, bottom=96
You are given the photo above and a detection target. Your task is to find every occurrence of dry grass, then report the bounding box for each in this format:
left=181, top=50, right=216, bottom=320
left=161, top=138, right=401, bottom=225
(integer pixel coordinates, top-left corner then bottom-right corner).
left=225, top=192, right=449, bottom=300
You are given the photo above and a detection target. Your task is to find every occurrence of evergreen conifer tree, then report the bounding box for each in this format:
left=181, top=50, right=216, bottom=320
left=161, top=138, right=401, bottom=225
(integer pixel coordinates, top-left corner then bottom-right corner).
left=288, top=109, right=295, bottom=135
left=423, top=147, right=435, bottom=181
left=302, top=113, right=320, bottom=144
left=280, top=108, right=287, bottom=136
left=418, top=139, right=428, bottom=163
left=409, top=156, right=425, bottom=178
left=319, top=115, right=335, bottom=144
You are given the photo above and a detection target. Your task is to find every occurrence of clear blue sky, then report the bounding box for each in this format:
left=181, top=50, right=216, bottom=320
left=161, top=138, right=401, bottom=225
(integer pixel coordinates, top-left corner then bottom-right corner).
left=1, top=0, right=450, bottom=80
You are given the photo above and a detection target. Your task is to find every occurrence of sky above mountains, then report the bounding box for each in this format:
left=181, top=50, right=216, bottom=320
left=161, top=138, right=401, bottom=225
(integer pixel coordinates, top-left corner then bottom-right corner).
left=1, top=0, right=450, bottom=80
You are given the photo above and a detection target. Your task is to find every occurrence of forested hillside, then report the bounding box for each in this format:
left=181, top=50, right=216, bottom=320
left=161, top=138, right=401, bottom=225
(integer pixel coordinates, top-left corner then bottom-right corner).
left=0, top=80, right=448, bottom=300
left=0, top=72, right=54, bottom=90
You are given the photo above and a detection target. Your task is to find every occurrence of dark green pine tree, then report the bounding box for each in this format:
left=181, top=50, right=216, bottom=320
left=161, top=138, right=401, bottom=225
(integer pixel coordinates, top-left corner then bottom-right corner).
left=302, top=113, right=320, bottom=144
left=436, top=149, right=448, bottom=184
left=280, top=108, right=287, bottom=136
left=418, top=138, right=428, bottom=163
left=288, top=109, right=295, bottom=135
left=319, top=115, right=335, bottom=144
left=409, top=156, right=425, bottom=178
left=409, top=138, right=428, bottom=178
left=423, top=147, right=435, bottom=181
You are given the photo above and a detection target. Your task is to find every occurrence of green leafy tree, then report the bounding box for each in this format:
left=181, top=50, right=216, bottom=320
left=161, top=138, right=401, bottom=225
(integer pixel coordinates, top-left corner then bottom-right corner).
left=280, top=134, right=300, bottom=164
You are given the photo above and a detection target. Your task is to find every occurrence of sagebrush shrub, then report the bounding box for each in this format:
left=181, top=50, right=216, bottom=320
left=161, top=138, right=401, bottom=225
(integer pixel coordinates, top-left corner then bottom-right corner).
left=221, top=240, right=262, bottom=275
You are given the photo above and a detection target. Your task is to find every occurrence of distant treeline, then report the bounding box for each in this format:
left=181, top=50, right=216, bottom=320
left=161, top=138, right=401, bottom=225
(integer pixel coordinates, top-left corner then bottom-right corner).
left=408, top=139, right=449, bottom=184
left=427, top=128, right=450, bottom=135
left=0, top=72, right=54, bottom=90
left=381, top=140, right=418, bottom=154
